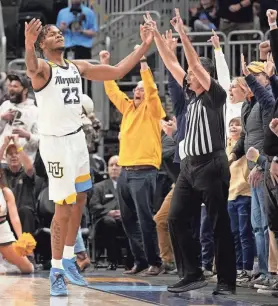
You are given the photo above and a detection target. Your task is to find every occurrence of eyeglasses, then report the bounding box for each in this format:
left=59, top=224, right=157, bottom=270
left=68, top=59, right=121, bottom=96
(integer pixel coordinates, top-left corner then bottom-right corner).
left=133, top=87, right=144, bottom=93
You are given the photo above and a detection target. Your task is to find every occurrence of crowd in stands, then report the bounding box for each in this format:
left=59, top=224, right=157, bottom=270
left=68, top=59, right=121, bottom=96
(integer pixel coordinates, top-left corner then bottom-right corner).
left=3, top=0, right=278, bottom=298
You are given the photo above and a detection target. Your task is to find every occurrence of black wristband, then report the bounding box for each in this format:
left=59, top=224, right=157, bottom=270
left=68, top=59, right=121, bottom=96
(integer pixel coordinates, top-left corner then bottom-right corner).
left=140, top=59, right=147, bottom=63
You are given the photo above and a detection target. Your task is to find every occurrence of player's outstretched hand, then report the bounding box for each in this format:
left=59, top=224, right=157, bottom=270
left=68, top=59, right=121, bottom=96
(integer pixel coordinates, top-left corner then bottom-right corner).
left=99, top=50, right=110, bottom=65
left=25, top=18, right=42, bottom=46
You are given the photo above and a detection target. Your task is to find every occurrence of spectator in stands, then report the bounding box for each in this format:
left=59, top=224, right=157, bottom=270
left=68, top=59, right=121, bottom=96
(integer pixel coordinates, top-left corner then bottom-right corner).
left=89, top=155, right=132, bottom=270
left=226, top=117, right=253, bottom=286
left=0, top=167, right=33, bottom=274
left=0, top=135, right=36, bottom=237
left=56, top=0, right=98, bottom=60
left=218, top=0, right=254, bottom=35
left=100, top=49, right=165, bottom=276
left=0, top=73, right=38, bottom=162
left=229, top=55, right=275, bottom=288
left=190, top=0, right=218, bottom=31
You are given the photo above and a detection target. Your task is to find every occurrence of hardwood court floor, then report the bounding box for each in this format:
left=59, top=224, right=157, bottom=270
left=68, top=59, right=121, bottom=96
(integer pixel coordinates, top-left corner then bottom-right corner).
left=1, top=271, right=278, bottom=306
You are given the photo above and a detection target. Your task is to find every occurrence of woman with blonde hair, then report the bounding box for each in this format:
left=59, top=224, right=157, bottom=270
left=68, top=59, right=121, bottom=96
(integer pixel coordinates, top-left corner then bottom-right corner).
left=0, top=166, right=34, bottom=274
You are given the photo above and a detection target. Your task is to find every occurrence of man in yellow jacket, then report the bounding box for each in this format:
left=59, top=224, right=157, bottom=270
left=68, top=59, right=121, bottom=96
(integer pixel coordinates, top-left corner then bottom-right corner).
left=99, top=49, right=166, bottom=276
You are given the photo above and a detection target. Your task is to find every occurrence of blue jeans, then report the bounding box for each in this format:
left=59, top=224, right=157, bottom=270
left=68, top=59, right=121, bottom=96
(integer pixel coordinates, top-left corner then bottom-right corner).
left=251, top=182, right=269, bottom=275
left=200, top=205, right=214, bottom=271
left=117, top=168, right=161, bottom=267
left=228, top=196, right=254, bottom=271
left=74, top=227, right=86, bottom=254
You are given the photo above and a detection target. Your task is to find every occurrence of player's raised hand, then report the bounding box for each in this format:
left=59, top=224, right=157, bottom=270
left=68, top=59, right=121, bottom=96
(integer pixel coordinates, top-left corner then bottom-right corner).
left=208, top=29, right=220, bottom=49
left=267, top=9, right=277, bottom=26
left=162, top=29, right=178, bottom=52
left=241, top=54, right=250, bottom=77
left=143, top=12, right=159, bottom=35
left=170, top=8, right=185, bottom=34
left=99, top=50, right=110, bottom=65
left=25, top=18, right=42, bottom=45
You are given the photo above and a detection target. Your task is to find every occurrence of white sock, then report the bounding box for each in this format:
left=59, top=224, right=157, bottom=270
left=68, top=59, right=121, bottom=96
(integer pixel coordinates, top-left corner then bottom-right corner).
left=63, top=246, right=75, bottom=260
left=51, top=259, right=64, bottom=270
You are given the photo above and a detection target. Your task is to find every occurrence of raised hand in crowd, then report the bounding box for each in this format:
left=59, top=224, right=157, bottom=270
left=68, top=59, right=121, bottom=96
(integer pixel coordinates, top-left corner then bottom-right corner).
left=99, top=50, right=110, bottom=65
left=1, top=110, right=16, bottom=122
left=269, top=118, right=278, bottom=137
left=143, top=12, right=159, bottom=35
left=267, top=9, right=278, bottom=30
left=246, top=147, right=260, bottom=163
left=208, top=29, right=220, bottom=50
left=241, top=54, right=250, bottom=77
left=264, top=53, right=275, bottom=78
left=139, top=23, right=154, bottom=45
left=12, top=127, right=31, bottom=140
left=170, top=8, right=186, bottom=35
left=161, top=117, right=177, bottom=137
left=162, top=30, right=178, bottom=52
left=259, top=40, right=271, bottom=61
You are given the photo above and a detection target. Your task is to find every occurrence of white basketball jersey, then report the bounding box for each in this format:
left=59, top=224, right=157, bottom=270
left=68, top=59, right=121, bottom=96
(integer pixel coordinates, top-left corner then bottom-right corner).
left=34, top=60, right=83, bottom=136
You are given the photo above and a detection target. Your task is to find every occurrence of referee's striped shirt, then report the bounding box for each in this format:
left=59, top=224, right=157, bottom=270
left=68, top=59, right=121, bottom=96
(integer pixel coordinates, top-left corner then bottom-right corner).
left=183, top=78, right=227, bottom=157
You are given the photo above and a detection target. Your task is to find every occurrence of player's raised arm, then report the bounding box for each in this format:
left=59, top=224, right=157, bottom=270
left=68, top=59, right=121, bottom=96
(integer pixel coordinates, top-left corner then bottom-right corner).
left=25, top=19, right=49, bottom=81
left=73, top=25, right=153, bottom=81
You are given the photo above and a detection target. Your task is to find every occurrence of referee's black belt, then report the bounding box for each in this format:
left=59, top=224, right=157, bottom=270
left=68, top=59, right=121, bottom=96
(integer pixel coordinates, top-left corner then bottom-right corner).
left=65, top=126, right=82, bottom=136
left=187, top=150, right=226, bottom=162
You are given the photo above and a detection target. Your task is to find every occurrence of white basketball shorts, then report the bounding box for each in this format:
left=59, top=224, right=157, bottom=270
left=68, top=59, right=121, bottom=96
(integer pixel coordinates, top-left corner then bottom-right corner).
left=39, top=129, right=92, bottom=204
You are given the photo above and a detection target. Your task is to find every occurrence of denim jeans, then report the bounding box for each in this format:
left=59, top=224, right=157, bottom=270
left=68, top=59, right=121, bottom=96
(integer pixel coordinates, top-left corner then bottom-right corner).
left=200, top=205, right=214, bottom=271
left=117, top=168, right=161, bottom=267
left=251, top=182, right=269, bottom=275
left=228, top=196, right=254, bottom=271
left=74, top=227, right=86, bottom=254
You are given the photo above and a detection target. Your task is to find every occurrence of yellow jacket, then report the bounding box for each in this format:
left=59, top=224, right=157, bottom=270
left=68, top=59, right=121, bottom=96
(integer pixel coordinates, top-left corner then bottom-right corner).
left=104, top=68, right=166, bottom=169
left=226, top=138, right=251, bottom=201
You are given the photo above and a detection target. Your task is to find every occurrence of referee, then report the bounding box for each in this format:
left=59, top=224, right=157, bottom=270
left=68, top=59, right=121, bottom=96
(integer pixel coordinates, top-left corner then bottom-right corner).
left=144, top=9, right=236, bottom=295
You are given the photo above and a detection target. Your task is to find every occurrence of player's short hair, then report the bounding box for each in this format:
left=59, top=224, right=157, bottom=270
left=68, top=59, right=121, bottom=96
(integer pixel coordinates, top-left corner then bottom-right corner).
left=199, top=57, right=215, bottom=77
left=35, top=24, right=55, bottom=57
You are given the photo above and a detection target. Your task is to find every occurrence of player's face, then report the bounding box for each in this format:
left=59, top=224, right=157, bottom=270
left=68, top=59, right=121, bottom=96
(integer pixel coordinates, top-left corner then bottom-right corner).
left=108, top=156, right=121, bottom=180
left=133, top=82, right=145, bottom=107
left=6, top=147, right=20, bottom=167
left=8, top=80, right=25, bottom=104
left=41, top=26, right=65, bottom=52
left=186, top=69, right=202, bottom=93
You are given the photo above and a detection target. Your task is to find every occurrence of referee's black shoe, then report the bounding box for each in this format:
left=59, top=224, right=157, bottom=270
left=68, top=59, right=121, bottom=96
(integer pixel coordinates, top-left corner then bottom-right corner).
left=167, top=274, right=208, bottom=293
left=212, top=283, right=236, bottom=295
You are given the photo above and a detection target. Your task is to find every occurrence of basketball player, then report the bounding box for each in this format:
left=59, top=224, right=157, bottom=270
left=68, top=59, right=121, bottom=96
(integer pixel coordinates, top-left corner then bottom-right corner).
left=24, top=19, right=153, bottom=296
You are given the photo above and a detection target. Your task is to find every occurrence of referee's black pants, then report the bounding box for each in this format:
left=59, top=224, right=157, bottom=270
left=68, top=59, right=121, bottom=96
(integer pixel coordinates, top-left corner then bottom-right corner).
left=168, top=150, right=236, bottom=286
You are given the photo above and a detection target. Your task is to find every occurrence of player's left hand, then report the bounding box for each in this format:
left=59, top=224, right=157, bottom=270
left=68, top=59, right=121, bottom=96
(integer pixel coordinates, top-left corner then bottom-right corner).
left=12, top=128, right=31, bottom=140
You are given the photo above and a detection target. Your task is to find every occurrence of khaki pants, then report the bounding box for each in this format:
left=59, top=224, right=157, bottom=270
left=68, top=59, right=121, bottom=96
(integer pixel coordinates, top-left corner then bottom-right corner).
left=268, top=229, right=278, bottom=273
left=153, top=187, right=174, bottom=263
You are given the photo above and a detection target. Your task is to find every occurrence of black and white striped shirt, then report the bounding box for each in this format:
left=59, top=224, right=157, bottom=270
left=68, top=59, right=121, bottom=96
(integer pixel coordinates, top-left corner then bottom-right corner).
left=183, top=78, right=226, bottom=157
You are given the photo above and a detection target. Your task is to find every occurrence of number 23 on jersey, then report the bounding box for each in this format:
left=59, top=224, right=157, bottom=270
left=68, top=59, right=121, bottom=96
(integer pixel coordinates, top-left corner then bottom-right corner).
left=62, top=87, right=80, bottom=104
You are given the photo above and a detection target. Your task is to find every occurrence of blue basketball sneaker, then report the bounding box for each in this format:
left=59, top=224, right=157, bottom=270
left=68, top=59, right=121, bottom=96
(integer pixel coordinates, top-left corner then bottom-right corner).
left=62, top=257, right=88, bottom=287
left=50, top=268, right=68, bottom=296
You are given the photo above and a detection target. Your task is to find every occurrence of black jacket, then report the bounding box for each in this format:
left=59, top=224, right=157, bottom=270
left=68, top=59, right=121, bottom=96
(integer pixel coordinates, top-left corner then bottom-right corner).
left=264, top=28, right=278, bottom=156
left=89, top=178, right=119, bottom=225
